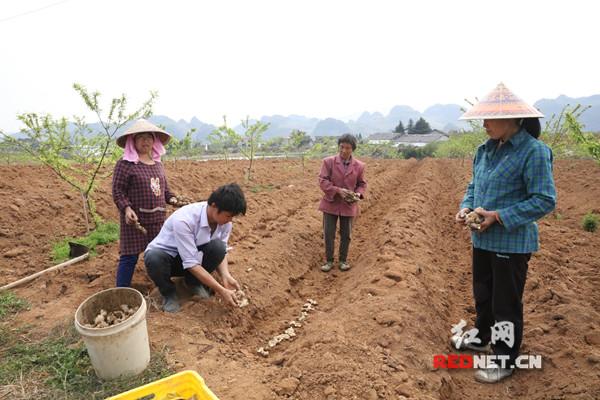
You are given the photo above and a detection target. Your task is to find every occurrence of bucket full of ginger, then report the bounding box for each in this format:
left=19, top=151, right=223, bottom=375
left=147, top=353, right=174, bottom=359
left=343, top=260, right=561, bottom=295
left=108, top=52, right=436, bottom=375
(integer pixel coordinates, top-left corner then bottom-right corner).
left=74, top=287, right=150, bottom=379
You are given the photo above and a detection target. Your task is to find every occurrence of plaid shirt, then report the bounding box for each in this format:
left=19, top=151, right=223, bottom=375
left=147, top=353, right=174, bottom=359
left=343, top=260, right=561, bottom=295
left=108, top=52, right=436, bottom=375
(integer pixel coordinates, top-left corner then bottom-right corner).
left=112, top=159, right=174, bottom=255
left=460, top=129, right=556, bottom=253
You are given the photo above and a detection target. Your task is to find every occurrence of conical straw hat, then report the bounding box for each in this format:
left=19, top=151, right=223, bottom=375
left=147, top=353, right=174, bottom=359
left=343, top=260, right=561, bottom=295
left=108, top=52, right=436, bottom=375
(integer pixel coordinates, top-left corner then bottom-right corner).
left=116, top=119, right=171, bottom=148
left=460, top=83, right=544, bottom=120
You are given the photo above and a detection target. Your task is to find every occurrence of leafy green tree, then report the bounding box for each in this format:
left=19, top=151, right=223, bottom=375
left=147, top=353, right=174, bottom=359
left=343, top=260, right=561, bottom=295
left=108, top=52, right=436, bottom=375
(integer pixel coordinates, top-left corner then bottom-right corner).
left=288, top=129, right=312, bottom=172
left=412, top=117, right=432, bottom=134
left=407, top=119, right=414, bottom=134
left=307, top=136, right=338, bottom=158
left=289, top=129, right=311, bottom=148
left=540, top=104, right=591, bottom=159
left=208, top=116, right=240, bottom=165
left=239, top=117, right=269, bottom=181
left=263, top=137, right=287, bottom=154
left=566, top=112, right=600, bottom=164
left=165, top=128, right=196, bottom=165
left=0, top=83, right=156, bottom=232
left=394, top=121, right=405, bottom=134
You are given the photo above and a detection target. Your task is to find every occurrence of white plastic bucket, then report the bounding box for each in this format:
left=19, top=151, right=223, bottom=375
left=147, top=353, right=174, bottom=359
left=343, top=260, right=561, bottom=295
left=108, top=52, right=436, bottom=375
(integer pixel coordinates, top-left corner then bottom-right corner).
left=74, top=287, right=150, bottom=380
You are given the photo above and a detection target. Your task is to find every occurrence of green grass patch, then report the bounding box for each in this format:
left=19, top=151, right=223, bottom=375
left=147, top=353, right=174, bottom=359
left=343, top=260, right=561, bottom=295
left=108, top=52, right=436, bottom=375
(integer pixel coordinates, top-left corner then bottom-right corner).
left=0, top=322, right=173, bottom=399
left=582, top=212, right=599, bottom=232
left=0, top=150, right=42, bottom=165
left=52, top=221, right=119, bottom=263
left=0, top=291, right=29, bottom=319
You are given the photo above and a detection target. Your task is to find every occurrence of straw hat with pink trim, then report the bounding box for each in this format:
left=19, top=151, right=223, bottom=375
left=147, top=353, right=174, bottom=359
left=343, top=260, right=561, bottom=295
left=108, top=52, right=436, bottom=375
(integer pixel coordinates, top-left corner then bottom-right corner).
left=460, top=83, right=544, bottom=120
left=116, top=119, right=171, bottom=148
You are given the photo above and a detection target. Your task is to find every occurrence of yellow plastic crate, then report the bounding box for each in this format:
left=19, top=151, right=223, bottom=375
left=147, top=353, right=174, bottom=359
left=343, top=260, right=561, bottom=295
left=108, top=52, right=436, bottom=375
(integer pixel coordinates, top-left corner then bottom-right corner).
left=107, top=370, right=219, bottom=400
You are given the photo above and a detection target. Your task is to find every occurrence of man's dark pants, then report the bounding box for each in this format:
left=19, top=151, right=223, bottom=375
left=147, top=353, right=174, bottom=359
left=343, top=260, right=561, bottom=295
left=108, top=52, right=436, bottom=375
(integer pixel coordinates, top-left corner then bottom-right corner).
left=144, top=239, right=226, bottom=297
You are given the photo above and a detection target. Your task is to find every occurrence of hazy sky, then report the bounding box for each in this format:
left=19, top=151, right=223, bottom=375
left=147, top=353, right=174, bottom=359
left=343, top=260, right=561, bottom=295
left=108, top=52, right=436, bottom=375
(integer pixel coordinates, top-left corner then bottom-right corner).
left=1, top=0, right=598, bottom=132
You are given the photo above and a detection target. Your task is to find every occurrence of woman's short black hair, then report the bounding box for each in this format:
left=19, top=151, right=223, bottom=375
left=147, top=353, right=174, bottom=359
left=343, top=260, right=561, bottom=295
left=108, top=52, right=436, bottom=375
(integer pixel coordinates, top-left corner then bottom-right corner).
left=521, top=118, right=541, bottom=139
left=338, top=133, right=357, bottom=151
left=207, top=183, right=246, bottom=215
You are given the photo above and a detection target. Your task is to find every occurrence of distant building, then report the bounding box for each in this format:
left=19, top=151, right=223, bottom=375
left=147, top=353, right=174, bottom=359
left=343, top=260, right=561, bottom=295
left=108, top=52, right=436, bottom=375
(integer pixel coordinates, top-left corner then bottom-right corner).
left=367, top=130, right=449, bottom=147
left=396, top=130, right=449, bottom=147
left=367, top=132, right=402, bottom=145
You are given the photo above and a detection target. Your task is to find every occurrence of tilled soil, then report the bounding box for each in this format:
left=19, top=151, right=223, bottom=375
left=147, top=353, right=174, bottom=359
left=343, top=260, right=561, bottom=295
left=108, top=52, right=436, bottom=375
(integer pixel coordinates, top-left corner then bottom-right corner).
left=1, top=158, right=599, bottom=399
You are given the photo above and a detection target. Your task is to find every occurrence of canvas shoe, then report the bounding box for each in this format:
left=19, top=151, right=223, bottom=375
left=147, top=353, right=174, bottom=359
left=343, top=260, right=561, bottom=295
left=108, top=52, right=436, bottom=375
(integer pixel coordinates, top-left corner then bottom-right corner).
left=474, top=363, right=514, bottom=383
left=339, top=262, right=351, bottom=271
left=321, top=262, right=334, bottom=272
left=450, top=335, right=490, bottom=352
left=162, top=293, right=181, bottom=313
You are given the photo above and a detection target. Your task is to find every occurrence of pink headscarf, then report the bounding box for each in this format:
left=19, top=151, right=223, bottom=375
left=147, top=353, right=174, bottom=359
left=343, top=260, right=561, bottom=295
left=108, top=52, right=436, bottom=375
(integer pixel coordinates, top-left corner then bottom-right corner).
left=123, top=133, right=166, bottom=163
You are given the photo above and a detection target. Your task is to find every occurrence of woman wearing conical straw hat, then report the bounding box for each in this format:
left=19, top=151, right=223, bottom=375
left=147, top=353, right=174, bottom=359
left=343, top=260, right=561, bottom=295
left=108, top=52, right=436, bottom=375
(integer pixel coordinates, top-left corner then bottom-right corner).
left=452, top=83, right=556, bottom=383
left=112, top=119, right=178, bottom=287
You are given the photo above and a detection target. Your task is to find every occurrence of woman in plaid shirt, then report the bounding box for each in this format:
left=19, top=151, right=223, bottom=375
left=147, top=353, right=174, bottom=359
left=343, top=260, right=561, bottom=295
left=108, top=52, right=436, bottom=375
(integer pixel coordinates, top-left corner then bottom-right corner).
left=112, top=119, right=177, bottom=287
left=453, top=84, right=556, bottom=383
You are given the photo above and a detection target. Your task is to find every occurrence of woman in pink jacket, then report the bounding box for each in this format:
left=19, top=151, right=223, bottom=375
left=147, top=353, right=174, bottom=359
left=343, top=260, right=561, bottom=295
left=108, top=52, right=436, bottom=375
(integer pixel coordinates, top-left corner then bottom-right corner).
left=318, top=134, right=367, bottom=272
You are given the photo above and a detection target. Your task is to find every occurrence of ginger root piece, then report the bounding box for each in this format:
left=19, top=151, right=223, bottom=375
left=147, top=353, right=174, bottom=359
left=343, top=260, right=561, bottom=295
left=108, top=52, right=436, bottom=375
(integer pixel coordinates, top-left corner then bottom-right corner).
left=170, top=194, right=194, bottom=207
left=288, top=320, right=302, bottom=328
left=134, top=221, right=147, bottom=235
left=257, top=347, right=269, bottom=357
left=257, top=298, right=318, bottom=356
left=465, top=211, right=484, bottom=230
left=93, top=309, right=107, bottom=326
left=343, top=191, right=361, bottom=203
left=234, top=290, right=249, bottom=308
left=87, top=305, right=139, bottom=328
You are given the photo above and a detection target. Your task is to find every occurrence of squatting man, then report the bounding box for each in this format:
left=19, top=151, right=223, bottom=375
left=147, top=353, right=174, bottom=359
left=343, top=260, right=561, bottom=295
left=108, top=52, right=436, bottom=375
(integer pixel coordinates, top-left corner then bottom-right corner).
left=144, top=183, right=246, bottom=312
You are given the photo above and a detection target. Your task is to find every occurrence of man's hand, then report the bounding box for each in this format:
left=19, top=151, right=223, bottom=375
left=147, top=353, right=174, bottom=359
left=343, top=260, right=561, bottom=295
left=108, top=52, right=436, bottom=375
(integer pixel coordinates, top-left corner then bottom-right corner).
left=125, top=206, right=138, bottom=225
left=217, top=287, right=239, bottom=307
left=222, top=274, right=240, bottom=291
left=474, top=207, right=500, bottom=232
left=168, top=196, right=177, bottom=205
left=455, top=208, right=471, bottom=223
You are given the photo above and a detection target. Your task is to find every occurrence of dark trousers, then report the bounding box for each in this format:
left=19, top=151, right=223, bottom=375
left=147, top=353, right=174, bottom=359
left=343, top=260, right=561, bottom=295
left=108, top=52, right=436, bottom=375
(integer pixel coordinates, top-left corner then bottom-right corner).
left=323, top=212, right=353, bottom=263
left=144, top=239, right=227, bottom=297
left=472, top=247, right=530, bottom=366
left=116, top=254, right=139, bottom=287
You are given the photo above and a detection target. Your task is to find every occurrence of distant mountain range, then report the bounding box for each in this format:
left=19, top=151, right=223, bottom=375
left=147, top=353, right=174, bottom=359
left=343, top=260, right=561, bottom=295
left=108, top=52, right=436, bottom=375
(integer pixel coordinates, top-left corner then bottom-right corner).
left=533, top=95, right=600, bottom=132
left=7, top=94, right=600, bottom=141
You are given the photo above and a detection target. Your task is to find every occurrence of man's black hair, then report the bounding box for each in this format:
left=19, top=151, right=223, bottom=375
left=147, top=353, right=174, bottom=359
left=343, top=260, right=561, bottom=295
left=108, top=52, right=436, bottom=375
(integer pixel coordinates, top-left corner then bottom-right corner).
left=208, top=183, right=247, bottom=215
left=338, top=133, right=357, bottom=151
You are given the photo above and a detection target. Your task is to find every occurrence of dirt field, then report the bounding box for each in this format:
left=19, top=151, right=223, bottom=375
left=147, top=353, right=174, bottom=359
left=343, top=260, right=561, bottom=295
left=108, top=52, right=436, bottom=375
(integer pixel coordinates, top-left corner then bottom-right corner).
left=1, top=158, right=599, bottom=399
